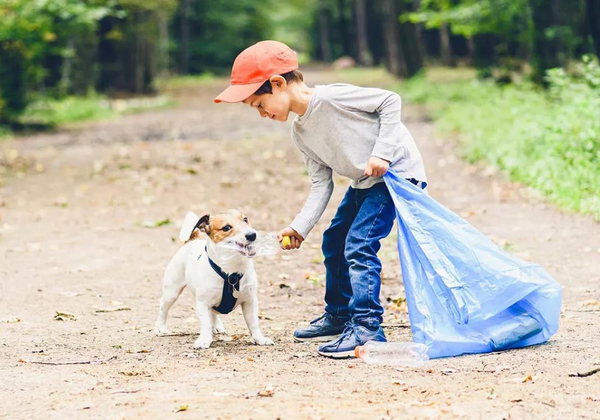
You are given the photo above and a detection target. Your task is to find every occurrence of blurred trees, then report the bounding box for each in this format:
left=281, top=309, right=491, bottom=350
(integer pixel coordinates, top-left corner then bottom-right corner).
left=1, top=0, right=599, bottom=123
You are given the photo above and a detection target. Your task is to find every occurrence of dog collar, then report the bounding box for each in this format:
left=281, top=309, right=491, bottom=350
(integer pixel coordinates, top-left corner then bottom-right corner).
left=204, top=246, right=243, bottom=314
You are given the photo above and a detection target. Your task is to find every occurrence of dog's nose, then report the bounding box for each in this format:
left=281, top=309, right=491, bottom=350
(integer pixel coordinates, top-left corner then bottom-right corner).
left=245, top=232, right=257, bottom=242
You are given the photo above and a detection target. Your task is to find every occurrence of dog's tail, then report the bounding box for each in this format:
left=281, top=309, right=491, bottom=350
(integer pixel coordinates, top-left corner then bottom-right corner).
left=179, top=211, right=200, bottom=242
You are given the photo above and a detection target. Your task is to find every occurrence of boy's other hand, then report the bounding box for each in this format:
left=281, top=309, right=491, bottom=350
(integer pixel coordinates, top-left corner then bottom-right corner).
left=364, top=156, right=390, bottom=178
left=277, top=227, right=304, bottom=250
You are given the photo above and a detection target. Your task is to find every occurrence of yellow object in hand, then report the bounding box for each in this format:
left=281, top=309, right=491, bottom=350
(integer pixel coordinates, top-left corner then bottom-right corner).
left=282, top=236, right=291, bottom=248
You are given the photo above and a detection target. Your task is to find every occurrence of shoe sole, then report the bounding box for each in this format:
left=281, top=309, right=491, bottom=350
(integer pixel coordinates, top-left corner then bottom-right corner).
left=293, top=334, right=342, bottom=343
left=317, top=349, right=356, bottom=359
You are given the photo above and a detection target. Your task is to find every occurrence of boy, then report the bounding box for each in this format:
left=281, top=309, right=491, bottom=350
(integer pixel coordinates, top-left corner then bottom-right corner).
left=214, top=40, right=427, bottom=358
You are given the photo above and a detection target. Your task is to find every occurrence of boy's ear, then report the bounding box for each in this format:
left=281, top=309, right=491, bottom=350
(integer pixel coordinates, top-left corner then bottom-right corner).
left=269, top=75, right=287, bottom=91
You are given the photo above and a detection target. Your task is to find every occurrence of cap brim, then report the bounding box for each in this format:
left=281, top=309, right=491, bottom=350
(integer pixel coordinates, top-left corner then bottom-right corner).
left=213, top=82, right=265, bottom=104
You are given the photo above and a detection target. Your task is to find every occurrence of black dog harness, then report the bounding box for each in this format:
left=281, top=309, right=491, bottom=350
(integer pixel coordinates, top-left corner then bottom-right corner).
left=201, top=247, right=243, bottom=314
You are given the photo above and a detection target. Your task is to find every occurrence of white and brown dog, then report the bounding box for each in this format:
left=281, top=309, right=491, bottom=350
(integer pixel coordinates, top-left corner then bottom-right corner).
left=155, top=210, right=273, bottom=349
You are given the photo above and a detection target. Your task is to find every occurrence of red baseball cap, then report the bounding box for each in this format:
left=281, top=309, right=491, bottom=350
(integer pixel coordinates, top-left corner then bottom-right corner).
left=214, top=40, right=298, bottom=104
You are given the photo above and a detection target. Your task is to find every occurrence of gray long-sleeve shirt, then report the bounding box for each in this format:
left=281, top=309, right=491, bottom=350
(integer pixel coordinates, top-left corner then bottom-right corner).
left=289, top=83, right=427, bottom=239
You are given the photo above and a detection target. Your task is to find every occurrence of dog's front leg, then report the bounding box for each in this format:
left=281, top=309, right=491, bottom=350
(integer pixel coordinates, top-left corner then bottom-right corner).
left=193, top=302, right=213, bottom=349
left=241, top=298, right=274, bottom=346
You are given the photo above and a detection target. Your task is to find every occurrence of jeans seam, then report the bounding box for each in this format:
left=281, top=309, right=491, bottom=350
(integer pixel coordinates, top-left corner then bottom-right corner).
left=363, top=201, right=387, bottom=325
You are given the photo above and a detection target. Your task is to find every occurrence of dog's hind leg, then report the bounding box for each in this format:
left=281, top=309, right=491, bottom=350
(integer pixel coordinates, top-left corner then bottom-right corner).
left=242, top=300, right=274, bottom=346
left=211, top=312, right=227, bottom=335
left=155, top=250, right=188, bottom=336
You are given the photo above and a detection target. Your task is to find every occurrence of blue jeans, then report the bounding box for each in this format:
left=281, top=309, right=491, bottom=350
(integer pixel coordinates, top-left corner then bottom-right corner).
left=322, top=182, right=396, bottom=328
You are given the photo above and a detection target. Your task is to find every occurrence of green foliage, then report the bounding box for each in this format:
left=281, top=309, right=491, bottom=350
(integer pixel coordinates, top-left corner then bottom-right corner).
left=399, top=57, right=600, bottom=219
left=406, top=0, right=530, bottom=40
left=162, top=73, right=215, bottom=90
left=173, top=0, right=317, bottom=74
left=20, top=93, right=114, bottom=126
left=0, top=0, right=115, bottom=120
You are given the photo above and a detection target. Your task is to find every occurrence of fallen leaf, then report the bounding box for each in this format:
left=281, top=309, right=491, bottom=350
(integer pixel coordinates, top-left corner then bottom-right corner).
left=95, top=307, right=131, bottom=313
left=393, top=380, right=406, bottom=386
left=258, top=312, right=272, bottom=320
left=247, top=357, right=254, bottom=362
left=0, top=317, right=21, bottom=323
left=53, top=198, right=68, bottom=208
left=142, top=218, right=172, bottom=228
left=257, top=384, right=274, bottom=397
left=54, top=311, right=77, bottom=321
left=580, top=299, right=600, bottom=307
left=119, top=371, right=149, bottom=376
left=175, top=405, right=188, bottom=413
left=523, top=374, right=533, bottom=383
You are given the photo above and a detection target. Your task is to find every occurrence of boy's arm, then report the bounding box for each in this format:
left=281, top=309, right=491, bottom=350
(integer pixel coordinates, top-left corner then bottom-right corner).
left=288, top=155, right=334, bottom=240
left=332, top=85, right=408, bottom=163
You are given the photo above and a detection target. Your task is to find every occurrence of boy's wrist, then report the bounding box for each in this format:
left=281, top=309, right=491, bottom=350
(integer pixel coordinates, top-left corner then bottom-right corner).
left=289, top=216, right=312, bottom=240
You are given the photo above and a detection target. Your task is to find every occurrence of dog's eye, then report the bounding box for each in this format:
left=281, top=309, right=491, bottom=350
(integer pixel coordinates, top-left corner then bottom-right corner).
left=243, top=217, right=249, bottom=223
left=221, top=225, right=232, bottom=232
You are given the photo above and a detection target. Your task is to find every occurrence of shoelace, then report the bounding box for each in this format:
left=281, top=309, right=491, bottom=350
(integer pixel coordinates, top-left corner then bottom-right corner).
left=328, top=322, right=360, bottom=347
left=309, top=313, right=328, bottom=325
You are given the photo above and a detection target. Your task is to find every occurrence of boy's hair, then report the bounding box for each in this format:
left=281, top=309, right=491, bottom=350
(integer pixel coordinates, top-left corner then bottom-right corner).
left=253, top=70, right=304, bottom=95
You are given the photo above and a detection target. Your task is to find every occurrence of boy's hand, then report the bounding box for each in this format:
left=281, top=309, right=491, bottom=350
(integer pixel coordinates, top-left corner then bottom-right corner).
left=364, top=156, right=390, bottom=178
left=277, top=227, right=304, bottom=250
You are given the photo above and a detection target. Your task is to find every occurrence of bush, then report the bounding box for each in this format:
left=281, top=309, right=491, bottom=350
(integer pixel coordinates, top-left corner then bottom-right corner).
left=398, top=57, right=600, bottom=219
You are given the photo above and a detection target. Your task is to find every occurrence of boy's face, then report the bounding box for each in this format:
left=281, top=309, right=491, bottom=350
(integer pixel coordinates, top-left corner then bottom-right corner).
left=242, top=76, right=291, bottom=122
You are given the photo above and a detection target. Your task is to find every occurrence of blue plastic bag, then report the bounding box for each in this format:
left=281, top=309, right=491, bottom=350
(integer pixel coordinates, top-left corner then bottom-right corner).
left=383, top=170, right=562, bottom=359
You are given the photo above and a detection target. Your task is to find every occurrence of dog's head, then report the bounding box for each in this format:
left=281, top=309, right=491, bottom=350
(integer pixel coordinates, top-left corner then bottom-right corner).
left=195, top=210, right=257, bottom=251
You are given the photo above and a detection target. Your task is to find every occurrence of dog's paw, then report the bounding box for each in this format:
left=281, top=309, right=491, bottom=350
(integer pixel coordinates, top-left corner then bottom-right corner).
left=193, top=337, right=212, bottom=349
left=155, top=324, right=171, bottom=336
left=254, top=336, right=275, bottom=346
left=212, top=326, right=227, bottom=335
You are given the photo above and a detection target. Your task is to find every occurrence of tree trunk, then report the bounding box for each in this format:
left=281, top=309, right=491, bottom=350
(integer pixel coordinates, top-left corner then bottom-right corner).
left=529, top=0, right=564, bottom=84
left=158, top=12, right=170, bottom=77
left=587, top=0, right=600, bottom=57
left=382, top=0, right=407, bottom=77
left=318, top=0, right=332, bottom=62
left=180, top=0, right=191, bottom=74
left=354, top=0, right=373, bottom=65
left=398, top=0, right=424, bottom=77
left=337, top=0, right=352, bottom=57
left=59, top=38, right=74, bottom=96
left=439, top=21, right=454, bottom=66
left=466, top=37, right=475, bottom=66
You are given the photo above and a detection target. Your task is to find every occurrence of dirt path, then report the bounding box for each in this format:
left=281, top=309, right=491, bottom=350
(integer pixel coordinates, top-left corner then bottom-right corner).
left=1, top=69, right=600, bottom=420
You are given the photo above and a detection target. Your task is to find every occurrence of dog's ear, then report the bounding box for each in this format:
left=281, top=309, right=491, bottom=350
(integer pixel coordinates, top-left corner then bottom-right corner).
left=195, top=214, right=211, bottom=234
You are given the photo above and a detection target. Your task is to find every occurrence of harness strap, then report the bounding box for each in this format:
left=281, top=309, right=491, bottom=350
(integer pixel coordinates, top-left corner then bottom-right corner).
left=203, top=246, right=243, bottom=314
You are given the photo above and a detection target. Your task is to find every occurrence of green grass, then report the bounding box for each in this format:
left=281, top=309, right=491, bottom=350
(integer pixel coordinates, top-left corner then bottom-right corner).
left=21, top=93, right=115, bottom=126
left=395, top=61, right=600, bottom=220
left=334, top=67, right=394, bottom=87
left=161, top=72, right=215, bottom=90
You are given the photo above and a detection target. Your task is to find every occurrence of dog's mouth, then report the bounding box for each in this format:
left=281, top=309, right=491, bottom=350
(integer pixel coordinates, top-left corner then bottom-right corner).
left=224, top=241, right=257, bottom=257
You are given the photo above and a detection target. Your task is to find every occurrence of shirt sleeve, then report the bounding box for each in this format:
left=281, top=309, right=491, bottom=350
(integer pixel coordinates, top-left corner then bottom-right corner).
left=289, top=154, right=334, bottom=239
left=329, top=85, right=409, bottom=163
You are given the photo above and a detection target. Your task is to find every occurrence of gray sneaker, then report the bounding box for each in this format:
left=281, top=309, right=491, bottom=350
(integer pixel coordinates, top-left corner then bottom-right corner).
left=293, top=313, right=349, bottom=343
